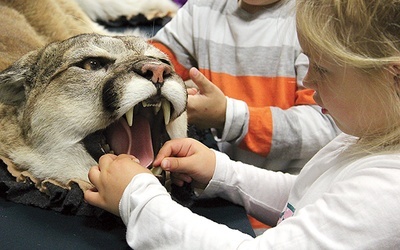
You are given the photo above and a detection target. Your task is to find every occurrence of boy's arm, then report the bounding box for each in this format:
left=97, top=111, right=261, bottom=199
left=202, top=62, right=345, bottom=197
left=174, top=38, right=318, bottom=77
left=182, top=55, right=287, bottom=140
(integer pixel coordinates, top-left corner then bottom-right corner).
left=220, top=52, right=340, bottom=159
left=239, top=101, right=339, bottom=158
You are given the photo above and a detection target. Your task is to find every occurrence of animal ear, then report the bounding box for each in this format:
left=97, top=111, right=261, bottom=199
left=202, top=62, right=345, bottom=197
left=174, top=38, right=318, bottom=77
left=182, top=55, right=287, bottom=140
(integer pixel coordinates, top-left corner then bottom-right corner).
left=0, top=50, right=39, bottom=106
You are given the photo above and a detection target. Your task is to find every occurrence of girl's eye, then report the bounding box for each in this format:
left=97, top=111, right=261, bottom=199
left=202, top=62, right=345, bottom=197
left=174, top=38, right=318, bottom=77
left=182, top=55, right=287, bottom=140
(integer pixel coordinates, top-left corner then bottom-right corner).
left=78, top=58, right=111, bottom=71
left=312, top=63, right=328, bottom=76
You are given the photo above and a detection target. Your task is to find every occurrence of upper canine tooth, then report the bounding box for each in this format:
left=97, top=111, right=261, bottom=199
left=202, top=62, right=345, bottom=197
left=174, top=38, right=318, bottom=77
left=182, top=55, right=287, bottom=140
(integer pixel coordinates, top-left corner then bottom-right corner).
left=162, top=100, right=170, bottom=125
left=126, top=107, right=134, bottom=126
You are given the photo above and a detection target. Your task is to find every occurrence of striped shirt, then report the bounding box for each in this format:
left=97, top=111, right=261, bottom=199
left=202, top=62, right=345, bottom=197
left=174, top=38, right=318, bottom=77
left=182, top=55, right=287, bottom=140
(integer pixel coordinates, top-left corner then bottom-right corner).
left=151, top=0, right=339, bottom=172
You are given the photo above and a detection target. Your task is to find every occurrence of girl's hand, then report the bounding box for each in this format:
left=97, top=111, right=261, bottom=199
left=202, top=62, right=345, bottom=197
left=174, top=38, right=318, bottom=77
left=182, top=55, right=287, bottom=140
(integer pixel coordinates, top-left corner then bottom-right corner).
left=153, top=138, right=216, bottom=189
left=84, top=154, right=151, bottom=216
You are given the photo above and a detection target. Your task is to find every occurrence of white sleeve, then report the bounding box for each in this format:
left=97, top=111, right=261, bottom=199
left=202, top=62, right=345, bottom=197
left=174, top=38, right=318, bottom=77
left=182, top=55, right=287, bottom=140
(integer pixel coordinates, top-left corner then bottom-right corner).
left=119, top=174, right=253, bottom=250
left=212, top=97, right=249, bottom=144
left=119, top=156, right=400, bottom=249
left=202, top=151, right=296, bottom=226
left=119, top=151, right=296, bottom=249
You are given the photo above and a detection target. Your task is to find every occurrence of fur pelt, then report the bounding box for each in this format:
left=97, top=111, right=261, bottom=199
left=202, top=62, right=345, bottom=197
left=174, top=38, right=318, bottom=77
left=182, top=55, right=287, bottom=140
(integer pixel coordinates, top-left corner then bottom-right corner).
left=0, top=0, right=187, bottom=189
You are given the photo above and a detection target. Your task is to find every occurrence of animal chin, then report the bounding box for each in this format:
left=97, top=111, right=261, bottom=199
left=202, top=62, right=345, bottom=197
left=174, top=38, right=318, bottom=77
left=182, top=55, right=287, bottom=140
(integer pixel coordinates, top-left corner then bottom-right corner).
left=82, top=99, right=173, bottom=178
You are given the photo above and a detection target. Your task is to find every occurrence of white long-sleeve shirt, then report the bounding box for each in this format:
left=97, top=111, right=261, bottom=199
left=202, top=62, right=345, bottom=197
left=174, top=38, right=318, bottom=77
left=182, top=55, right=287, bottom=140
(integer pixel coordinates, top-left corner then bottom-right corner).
left=119, top=133, right=400, bottom=249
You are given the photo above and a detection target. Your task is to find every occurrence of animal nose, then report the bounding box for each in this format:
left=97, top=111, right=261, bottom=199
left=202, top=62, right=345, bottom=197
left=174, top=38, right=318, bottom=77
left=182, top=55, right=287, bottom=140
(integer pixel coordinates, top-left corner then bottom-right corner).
left=141, top=63, right=171, bottom=84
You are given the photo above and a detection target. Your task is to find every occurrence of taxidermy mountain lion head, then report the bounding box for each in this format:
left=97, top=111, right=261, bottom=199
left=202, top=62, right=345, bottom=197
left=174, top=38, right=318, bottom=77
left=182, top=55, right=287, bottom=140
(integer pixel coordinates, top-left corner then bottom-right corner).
left=0, top=34, right=187, bottom=187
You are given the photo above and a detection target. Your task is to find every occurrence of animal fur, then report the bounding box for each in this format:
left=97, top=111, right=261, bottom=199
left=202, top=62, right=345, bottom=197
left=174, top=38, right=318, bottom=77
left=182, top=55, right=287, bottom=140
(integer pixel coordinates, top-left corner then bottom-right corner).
left=0, top=0, right=187, bottom=188
left=0, top=0, right=108, bottom=71
left=74, top=0, right=179, bottom=22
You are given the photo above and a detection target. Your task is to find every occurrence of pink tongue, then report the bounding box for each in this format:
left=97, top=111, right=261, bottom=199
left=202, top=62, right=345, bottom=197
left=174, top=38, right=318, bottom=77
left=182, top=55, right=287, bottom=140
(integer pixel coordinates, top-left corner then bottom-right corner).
left=105, top=116, right=154, bottom=168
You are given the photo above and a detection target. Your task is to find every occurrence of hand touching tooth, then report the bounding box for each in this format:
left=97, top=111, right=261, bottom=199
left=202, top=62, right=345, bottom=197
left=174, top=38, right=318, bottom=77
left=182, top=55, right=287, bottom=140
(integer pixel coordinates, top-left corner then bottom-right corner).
left=151, top=166, right=163, bottom=176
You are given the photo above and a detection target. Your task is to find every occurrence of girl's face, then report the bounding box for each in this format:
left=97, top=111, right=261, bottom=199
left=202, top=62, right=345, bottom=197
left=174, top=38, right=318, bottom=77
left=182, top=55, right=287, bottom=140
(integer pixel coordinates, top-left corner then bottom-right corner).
left=298, top=35, right=393, bottom=138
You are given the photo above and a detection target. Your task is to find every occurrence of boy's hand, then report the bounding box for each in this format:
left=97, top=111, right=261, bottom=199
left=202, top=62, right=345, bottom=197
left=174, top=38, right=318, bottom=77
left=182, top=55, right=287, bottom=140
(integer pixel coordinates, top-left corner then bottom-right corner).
left=187, top=67, right=227, bottom=130
left=84, top=154, right=151, bottom=216
left=153, top=138, right=216, bottom=189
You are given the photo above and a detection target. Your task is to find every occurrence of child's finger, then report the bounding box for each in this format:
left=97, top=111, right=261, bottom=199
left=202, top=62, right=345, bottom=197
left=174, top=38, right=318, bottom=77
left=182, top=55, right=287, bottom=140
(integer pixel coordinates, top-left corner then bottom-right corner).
left=187, top=87, right=198, bottom=95
left=171, top=178, right=185, bottom=187
left=189, top=67, right=214, bottom=94
left=160, top=157, right=193, bottom=174
left=84, top=188, right=102, bottom=207
left=98, top=154, right=117, bottom=170
left=153, top=139, right=187, bottom=166
left=87, top=165, right=101, bottom=186
left=171, top=172, right=193, bottom=183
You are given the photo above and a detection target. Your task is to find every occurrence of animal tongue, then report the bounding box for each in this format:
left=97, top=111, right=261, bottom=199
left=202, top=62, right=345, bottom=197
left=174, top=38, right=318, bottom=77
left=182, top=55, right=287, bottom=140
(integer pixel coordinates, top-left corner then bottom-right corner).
left=105, top=116, right=154, bottom=168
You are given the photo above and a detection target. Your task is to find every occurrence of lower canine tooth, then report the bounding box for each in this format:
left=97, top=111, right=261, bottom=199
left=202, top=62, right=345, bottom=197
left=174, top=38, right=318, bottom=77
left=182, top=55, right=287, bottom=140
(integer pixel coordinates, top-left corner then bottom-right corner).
left=151, top=167, right=163, bottom=176
left=126, top=107, right=134, bottom=126
left=154, top=103, right=162, bottom=115
left=162, top=100, right=170, bottom=125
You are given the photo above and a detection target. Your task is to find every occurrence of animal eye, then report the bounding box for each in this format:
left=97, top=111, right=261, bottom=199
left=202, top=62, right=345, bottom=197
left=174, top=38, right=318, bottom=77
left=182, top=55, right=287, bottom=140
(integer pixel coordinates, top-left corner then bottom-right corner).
left=148, top=56, right=171, bottom=66
left=159, top=58, right=171, bottom=65
left=78, top=57, right=110, bottom=71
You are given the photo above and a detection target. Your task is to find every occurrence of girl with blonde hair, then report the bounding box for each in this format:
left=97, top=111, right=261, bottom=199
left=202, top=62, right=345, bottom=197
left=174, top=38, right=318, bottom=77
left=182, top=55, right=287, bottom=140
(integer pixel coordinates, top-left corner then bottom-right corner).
left=84, top=0, right=400, bottom=248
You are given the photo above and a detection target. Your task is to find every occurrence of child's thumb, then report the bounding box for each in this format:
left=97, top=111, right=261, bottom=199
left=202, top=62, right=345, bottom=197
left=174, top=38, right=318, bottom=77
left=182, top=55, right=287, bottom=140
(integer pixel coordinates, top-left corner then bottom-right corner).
left=160, top=157, right=188, bottom=173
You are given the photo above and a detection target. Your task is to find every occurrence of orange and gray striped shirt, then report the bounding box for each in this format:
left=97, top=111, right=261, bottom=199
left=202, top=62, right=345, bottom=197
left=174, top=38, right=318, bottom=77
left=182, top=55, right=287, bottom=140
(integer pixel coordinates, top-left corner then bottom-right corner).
left=151, top=0, right=339, bottom=172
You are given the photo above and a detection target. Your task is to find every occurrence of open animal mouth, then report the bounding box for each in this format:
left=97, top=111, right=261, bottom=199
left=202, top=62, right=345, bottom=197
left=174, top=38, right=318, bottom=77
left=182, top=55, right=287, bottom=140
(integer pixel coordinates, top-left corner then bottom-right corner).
left=82, top=98, right=173, bottom=177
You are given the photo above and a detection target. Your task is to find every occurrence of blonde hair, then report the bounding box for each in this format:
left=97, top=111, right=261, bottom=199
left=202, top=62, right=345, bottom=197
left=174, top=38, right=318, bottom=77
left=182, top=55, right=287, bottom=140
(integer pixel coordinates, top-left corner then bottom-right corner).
left=296, top=0, right=400, bottom=152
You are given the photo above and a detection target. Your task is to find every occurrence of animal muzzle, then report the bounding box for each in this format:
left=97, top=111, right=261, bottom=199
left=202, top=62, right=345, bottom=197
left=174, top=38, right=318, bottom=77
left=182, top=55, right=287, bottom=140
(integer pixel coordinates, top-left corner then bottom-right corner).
left=83, top=62, right=184, bottom=183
